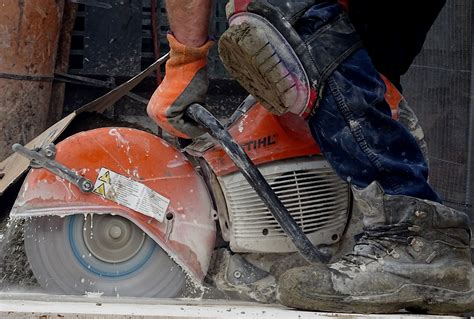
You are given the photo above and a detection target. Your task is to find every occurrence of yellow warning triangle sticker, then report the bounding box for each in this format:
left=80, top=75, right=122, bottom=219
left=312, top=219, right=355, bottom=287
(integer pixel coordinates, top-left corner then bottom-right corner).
left=98, top=170, right=111, bottom=184
left=93, top=183, right=106, bottom=196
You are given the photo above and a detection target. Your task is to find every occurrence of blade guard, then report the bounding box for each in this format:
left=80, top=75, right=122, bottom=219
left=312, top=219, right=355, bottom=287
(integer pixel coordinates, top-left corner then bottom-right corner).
left=11, top=127, right=216, bottom=283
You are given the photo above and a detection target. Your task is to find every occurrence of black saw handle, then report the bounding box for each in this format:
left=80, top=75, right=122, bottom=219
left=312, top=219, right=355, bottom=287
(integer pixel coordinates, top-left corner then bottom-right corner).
left=186, top=103, right=330, bottom=263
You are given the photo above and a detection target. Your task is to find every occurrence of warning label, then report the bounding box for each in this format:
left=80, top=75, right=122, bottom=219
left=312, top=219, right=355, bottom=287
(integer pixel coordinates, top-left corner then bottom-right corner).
left=93, top=168, right=170, bottom=222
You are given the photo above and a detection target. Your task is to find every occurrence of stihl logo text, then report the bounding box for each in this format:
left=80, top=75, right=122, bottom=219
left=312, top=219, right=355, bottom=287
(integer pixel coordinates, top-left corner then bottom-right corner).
left=241, top=135, right=277, bottom=151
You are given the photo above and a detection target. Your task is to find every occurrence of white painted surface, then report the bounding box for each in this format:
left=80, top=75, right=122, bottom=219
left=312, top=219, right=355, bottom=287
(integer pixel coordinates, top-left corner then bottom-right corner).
left=0, top=293, right=461, bottom=319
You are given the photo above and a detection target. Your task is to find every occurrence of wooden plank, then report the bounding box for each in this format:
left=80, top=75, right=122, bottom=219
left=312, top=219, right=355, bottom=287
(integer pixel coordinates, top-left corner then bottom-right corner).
left=0, top=113, right=77, bottom=195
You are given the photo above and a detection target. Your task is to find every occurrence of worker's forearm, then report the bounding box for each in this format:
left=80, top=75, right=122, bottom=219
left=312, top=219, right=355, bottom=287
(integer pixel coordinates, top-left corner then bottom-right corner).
left=165, top=0, right=212, bottom=47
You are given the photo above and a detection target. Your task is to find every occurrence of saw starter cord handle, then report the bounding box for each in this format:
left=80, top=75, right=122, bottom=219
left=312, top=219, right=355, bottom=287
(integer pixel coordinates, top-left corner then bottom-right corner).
left=185, top=103, right=331, bottom=264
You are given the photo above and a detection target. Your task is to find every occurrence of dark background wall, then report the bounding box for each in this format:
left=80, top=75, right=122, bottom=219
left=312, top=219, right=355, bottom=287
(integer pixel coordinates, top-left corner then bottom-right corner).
left=402, top=1, right=473, bottom=221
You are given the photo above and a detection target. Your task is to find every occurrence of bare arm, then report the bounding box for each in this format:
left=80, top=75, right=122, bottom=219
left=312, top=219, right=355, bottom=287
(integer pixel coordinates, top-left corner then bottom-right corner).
left=165, top=0, right=213, bottom=47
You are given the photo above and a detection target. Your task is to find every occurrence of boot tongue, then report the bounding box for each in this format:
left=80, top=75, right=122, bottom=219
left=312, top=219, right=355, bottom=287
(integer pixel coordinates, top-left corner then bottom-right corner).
left=352, top=182, right=387, bottom=227
left=350, top=182, right=391, bottom=259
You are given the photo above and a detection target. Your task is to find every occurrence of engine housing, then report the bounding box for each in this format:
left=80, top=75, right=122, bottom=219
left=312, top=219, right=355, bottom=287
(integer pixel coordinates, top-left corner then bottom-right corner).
left=217, top=156, right=350, bottom=253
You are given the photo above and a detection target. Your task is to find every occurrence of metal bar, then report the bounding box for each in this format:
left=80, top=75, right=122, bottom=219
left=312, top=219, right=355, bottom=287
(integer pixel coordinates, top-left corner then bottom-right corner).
left=466, top=2, right=474, bottom=220
left=55, top=72, right=114, bottom=87
left=76, top=52, right=169, bottom=114
left=68, top=0, right=111, bottom=9
left=0, top=72, right=54, bottom=81
left=186, top=103, right=330, bottom=263
left=151, top=0, right=162, bottom=84
left=151, top=0, right=163, bottom=137
left=54, top=72, right=149, bottom=104
left=226, top=95, right=257, bottom=129
left=12, top=144, right=93, bottom=193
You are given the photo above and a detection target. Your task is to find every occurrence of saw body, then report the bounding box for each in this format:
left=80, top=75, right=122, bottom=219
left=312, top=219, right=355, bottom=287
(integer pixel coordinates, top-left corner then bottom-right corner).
left=11, top=102, right=351, bottom=297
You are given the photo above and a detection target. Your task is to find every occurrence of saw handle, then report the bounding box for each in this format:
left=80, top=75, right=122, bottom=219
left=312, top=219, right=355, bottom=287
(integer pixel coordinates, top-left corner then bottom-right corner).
left=12, top=143, right=94, bottom=193
left=185, top=103, right=330, bottom=264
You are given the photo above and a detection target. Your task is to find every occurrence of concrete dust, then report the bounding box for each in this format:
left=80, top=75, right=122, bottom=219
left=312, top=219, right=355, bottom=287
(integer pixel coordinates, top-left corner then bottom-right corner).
left=202, top=249, right=278, bottom=304
left=0, top=91, right=267, bottom=300
left=0, top=217, right=38, bottom=292
left=0, top=214, right=279, bottom=303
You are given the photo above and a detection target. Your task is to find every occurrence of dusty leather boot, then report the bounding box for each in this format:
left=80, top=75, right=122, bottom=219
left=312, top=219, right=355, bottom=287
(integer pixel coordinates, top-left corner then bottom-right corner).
left=278, top=181, right=474, bottom=314
left=219, top=1, right=361, bottom=117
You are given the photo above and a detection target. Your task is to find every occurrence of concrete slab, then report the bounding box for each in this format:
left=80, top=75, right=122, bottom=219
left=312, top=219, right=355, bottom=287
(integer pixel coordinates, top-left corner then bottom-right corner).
left=0, top=293, right=462, bottom=319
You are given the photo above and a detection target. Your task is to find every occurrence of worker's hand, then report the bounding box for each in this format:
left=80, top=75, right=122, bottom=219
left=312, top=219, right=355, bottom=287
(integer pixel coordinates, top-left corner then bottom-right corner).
left=147, top=34, right=214, bottom=139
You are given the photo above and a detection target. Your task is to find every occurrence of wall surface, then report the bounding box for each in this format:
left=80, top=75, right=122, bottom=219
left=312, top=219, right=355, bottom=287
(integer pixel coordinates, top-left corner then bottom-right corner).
left=402, top=1, right=473, bottom=219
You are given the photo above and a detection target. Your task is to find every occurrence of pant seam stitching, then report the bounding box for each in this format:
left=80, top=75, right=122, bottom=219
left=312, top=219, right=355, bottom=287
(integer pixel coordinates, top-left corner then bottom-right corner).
left=327, top=76, right=403, bottom=194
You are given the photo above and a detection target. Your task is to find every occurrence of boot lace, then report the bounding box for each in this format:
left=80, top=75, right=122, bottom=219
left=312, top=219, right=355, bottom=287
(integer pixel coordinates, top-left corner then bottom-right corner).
left=342, top=223, right=413, bottom=265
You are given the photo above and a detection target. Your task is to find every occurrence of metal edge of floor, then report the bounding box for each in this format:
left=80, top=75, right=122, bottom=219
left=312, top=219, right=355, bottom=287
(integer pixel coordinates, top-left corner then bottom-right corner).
left=0, top=292, right=467, bottom=319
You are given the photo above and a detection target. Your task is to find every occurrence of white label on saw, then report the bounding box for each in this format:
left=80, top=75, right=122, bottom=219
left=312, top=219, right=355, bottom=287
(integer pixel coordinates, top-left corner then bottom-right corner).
left=92, top=168, right=169, bottom=222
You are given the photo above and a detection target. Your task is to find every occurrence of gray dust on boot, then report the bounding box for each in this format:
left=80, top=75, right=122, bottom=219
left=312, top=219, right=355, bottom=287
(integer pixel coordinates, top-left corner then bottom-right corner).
left=278, top=181, right=474, bottom=314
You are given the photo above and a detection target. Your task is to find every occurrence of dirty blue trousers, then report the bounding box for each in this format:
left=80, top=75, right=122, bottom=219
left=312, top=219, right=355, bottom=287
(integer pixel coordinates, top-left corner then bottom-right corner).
left=296, top=3, right=441, bottom=202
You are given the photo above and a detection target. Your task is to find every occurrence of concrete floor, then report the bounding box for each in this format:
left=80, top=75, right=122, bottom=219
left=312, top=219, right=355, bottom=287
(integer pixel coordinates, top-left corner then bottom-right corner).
left=0, top=292, right=463, bottom=319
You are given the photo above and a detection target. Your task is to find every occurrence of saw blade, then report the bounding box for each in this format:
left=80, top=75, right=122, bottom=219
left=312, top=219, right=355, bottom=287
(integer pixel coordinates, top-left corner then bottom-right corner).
left=24, top=214, right=186, bottom=297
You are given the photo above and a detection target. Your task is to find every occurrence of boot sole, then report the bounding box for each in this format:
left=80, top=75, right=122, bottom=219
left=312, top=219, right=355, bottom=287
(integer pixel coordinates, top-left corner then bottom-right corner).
left=279, top=282, right=474, bottom=315
left=218, top=15, right=309, bottom=116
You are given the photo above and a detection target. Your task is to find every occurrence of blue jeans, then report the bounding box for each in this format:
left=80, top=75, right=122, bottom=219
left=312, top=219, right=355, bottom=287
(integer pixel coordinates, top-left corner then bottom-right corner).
left=295, top=3, right=441, bottom=202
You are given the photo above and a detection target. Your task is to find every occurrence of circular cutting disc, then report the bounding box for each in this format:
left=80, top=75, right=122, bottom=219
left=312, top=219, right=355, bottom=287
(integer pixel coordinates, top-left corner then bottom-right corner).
left=24, top=214, right=186, bottom=297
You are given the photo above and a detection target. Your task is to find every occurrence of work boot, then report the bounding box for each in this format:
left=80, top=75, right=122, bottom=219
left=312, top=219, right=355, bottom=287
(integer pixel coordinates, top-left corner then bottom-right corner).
left=219, top=1, right=361, bottom=118
left=278, top=181, right=474, bottom=314
left=219, top=16, right=313, bottom=117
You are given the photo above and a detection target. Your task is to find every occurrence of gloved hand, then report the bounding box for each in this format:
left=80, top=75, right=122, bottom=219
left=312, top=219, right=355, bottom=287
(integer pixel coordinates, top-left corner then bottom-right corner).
left=147, top=34, right=214, bottom=139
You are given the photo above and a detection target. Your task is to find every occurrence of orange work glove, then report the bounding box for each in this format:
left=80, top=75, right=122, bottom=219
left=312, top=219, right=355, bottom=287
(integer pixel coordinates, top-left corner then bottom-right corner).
left=147, top=34, right=214, bottom=139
